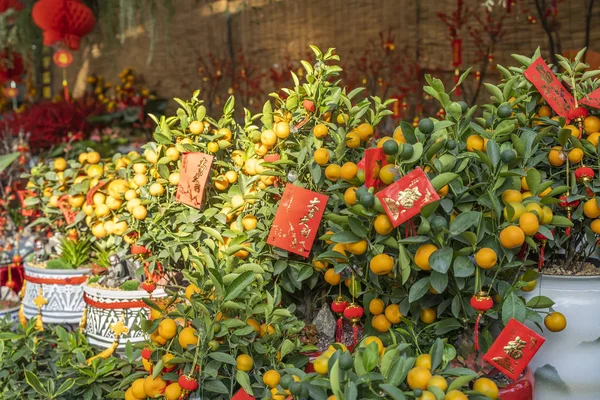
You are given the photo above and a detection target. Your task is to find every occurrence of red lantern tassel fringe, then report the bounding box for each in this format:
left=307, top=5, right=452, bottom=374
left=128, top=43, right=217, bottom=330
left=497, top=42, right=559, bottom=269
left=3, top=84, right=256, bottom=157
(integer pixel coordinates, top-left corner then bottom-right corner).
left=538, top=242, right=545, bottom=271
left=474, top=313, right=482, bottom=351
left=336, top=317, right=343, bottom=343
left=353, top=325, right=359, bottom=348
left=405, top=220, right=416, bottom=237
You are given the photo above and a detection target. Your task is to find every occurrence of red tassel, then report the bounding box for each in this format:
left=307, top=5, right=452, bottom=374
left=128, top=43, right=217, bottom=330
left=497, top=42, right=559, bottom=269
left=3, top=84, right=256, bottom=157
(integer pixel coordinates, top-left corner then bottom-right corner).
left=518, top=244, right=527, bottom=260
left=474, top=313, right=482, bottom=351
left=353, top=324, right=359, bottom=347
left=336, top=317, right=343, bottom=343
left=538, top=243, right=545, bottom=271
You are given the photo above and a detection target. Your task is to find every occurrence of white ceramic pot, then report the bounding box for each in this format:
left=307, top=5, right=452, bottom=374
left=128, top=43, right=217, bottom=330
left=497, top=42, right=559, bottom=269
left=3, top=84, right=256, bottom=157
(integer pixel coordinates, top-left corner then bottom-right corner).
left=83, top=284, right=166, bottom=350
left=0, top=304, right=20, bottom=322
left=523, top=275, right=600, bottom=400
left=23, top=264, right=90, bottom=324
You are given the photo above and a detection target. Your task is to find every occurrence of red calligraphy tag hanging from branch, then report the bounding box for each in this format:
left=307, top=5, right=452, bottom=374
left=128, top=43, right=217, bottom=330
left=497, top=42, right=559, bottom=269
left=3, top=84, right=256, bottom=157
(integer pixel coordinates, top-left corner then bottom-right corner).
left=57, top=195, right=78, bottom=224
left=17, top=190, right=37, bottom=217
left=267, top=184, right=328, bottom=257
left=581, top=89, right=600, bottom=109
left=524, top=58, right=576, bottom=120
left=376, top=167, right=439, bottom=228
left=483, top=318, right=545, bottom=381
left=175, top=152, right=213, bottom=209
left=364, top=147, right=388, bottom=189
left=451, top=39, right=462, bottom=67
left=390, top=96, right=402, bottom=119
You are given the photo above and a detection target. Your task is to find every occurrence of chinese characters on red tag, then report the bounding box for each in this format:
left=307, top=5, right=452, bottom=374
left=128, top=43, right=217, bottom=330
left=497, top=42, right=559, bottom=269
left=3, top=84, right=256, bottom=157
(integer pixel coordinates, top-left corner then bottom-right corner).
left=175, top=152, right=214, bottom=209
left=483, top=318, right=545, bottom=381
left=376, top=167, right=439, bottom=228
left=267, top=184, right=328, bottom=257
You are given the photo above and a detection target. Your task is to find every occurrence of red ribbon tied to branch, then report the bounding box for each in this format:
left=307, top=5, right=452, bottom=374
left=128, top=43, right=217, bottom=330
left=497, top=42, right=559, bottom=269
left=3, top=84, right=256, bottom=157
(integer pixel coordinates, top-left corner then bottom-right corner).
left=524, top=57, right=600, bottom=122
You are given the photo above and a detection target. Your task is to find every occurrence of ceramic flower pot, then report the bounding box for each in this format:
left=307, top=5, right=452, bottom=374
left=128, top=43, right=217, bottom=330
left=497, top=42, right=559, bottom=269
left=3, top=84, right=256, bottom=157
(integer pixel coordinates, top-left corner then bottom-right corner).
left=523, top=274, right=600, bottom=400
left=23, top=263, right=90, bottom=324
left=0, top=304, right=20, bottom=322
left=497, top=367, right=535, bottom=400
left=82, top=284, right=166, bottom=350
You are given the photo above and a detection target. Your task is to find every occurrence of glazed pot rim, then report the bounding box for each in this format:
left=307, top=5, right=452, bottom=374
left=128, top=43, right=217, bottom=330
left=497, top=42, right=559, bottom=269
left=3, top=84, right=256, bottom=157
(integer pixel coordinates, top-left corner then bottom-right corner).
left=539, top=273, right=600, bottom=279
left=83, top=284, right=166, bottom=299
left=24, top=263, right=91, bottom=276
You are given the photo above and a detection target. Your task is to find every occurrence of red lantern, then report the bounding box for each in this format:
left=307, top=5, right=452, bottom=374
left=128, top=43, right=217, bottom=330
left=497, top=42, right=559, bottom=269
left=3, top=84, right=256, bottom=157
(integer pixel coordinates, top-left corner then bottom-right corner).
left=141, top=348, right=152, bottom=360
left=575, top=166, right=595, bottom=183
left=3, top=86, right=18, bottom=98
left=343, top=303, right=364, bottom=348
left=32, top=0, right=95, bottom=51
left=53, top=49, right=73, bottom=68
left=140, top=280, right=156, bottom=294
left=470, top=291, right=493, bottom=351
left=178, top=375, right=199, bottom=391
left=331, top=296, right=349, bottom=343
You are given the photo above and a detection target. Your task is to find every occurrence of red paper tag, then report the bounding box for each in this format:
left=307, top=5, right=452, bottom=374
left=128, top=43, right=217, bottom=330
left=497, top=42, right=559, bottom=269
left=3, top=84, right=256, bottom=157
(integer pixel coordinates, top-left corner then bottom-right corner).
left=57, top=195, right=78, bottom=224
left=581, top=87, right=600, bottom=109
left=357, top=158, right=366, bottom=171
left=175, top=152, right=214, bottom=209
left=452, top=39, right=462, bottom=67
left=231, top=389, right=255, bottom=400
left=376, top=167, right=439, bottom=228
left=524, top=58, right=575, bottom=120
left=267, top=184, right=328, bottom=257
left=86, top=181, right=106, bottom=205
left=264, top=154, right=281, bottom=163
left=364, top=147, right=388, bottom=188
left=17, top=190, right=37, bottom=217
left=483, top=318, right=545, bottom=381
left=390, top=96, right=402, bottom=119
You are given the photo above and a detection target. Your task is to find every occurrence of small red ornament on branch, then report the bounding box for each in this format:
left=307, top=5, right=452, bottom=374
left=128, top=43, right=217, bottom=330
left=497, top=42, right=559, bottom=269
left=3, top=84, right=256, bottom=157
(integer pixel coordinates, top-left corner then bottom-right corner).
left=470, top=291, right=493, bottom=351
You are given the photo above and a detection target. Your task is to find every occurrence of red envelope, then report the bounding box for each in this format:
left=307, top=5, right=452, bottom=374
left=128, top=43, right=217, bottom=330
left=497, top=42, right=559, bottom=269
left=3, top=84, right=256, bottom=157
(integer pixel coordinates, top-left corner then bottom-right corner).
left=375, top=167, right=439, bottom=228
left=17, top=190, right=38, bottom=217
left=231, top=389, right=255, bottom=400
left=524, top=58, right=576, bottom=120
left=175, top=152, right=214, bottom=209
left=483, top=318, right=546, bottom=381
left=57, top=195, right=78, bottom=224
left=581, top=88, right=600, bottom=109
left=267, top=184, right=328, bottom=257
left=364, top=147, right=388, bottom=188
left=357, top=157, right=366, bottom=171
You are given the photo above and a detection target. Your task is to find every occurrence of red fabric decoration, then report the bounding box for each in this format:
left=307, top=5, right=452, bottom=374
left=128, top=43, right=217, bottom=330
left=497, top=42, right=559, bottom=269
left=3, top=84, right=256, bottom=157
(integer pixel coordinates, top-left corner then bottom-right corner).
left=32, top=0, right=95, bottom=50
left=0, top=52, right=23, bottom=84
left=343, top=303, right=364, bottom=347
left=0, top=0, right=22, bottom=13
left=575, top=166, right=594, bottom=183
left=53, top=49, right=73, bottom=67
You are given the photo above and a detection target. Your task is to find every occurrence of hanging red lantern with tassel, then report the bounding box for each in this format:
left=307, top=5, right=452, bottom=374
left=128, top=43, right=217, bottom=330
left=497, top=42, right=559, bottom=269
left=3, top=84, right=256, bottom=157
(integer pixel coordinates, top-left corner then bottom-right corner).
left=343, top=303, right=364, bottom=349
left=32, top=0, right=95, bottom=51
left=575, top=166, right=594, bottom=183
left=534, top=231, right=553, bottom=271
left=558, top=194, right=579, bottom=235
left=470, top=291, right=493, bottom=351
left=331, top=296, right=348, bottom=343
left=568, top=107, right=589, bottom=138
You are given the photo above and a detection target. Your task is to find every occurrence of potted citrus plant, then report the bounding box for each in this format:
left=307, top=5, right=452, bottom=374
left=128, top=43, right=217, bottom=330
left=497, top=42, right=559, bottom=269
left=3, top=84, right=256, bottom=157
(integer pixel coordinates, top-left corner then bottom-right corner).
left=498, top=49, right=600, bottom=397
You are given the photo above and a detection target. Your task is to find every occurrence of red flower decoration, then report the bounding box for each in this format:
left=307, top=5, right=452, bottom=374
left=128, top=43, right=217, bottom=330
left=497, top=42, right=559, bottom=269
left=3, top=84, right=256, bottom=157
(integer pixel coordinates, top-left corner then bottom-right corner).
left=178, top=375, right=199, bottom=391
left=32, top=0, right=95, bottom=50
left=575, top=166, right=594, bottom=183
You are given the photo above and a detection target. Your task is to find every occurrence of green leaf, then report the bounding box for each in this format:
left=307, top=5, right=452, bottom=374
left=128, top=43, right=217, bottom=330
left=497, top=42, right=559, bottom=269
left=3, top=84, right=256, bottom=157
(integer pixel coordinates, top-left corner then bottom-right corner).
left=200, top=226, right=224, bottom=243
left=330, top=360, right=345, bottom=400
left=430, top=173, right=458, bottom=191
left=235, top=371, right=254, bottom=395
left=435, top=318, right=462, bottom=335
left=550, top=216, right=574, bottom=227
left=363, top=342, right=380, bottom=372
left=331, top=231, right=361, bottom=243
left=453, top=256, right=475, bottom=278
left=484, top=83, right=505, bottom=103
left=203, top=378, right=229, bottom=394
left=409, top=277, right=430, bottom=302
left=449, top=211, right=480, bottom=235
left=430, top=270, right=448, bottom=293
left=208, top=352, right=237, bottom=365
left=526, top=169, right=541, bottom=195
left=429, top=248, right=453, bottom=274
left=0, top=152, right=20, bottom=174
left=261, top=101, right=273, bottom=129
left=526, top=296, right=555, bottom=309
left=196, top=105, right=206, bottom=121
left=25, top=371, right=47, bottom=396
left=486, top=139, right=500, bottom=167
left=381, top=348, right=400, bottom=379
left=430, top=338, right=444, bottom=371
left=502, top=292, right=527, bottom=324
left=224, top=271, right=254, bottom=301
left=348, top=216, right=368, bottom=238
left=379, top=384, right=406, bottom=400
left=447, top=373, right=477, bottom=391
left=280, top=339, right=296, bottom=358
left=55, top=378, right=76, bottom=397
